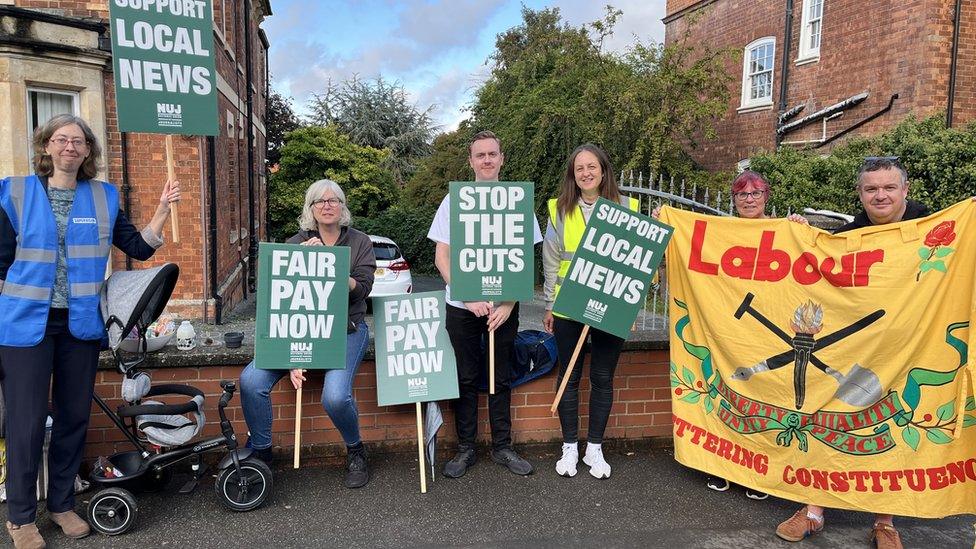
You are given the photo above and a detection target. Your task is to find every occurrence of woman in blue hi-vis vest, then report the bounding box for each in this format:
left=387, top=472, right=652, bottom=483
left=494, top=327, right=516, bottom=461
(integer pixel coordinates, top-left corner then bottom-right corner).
left=1, top=114, right=180, bottom=549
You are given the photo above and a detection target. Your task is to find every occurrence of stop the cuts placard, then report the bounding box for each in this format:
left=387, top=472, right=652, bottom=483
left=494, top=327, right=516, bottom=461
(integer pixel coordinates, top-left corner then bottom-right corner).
left=255, top=243, right=350, bottom=370
left=449, top=181, right=535, bottom=302
left=373, top=291, right=459, bottom=406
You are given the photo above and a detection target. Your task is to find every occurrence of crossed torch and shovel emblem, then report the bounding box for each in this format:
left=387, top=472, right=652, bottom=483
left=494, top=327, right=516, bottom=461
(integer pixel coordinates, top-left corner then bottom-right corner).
left=730, top=293, right=886, bottom=410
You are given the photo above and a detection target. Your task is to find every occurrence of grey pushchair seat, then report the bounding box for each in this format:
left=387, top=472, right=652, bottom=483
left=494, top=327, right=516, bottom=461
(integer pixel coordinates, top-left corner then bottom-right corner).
left=118, top=383, right=206, bottom=447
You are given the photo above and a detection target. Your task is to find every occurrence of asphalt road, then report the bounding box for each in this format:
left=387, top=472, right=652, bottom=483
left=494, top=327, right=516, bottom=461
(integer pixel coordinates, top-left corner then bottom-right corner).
left=20, top=446, right=975, bottom=548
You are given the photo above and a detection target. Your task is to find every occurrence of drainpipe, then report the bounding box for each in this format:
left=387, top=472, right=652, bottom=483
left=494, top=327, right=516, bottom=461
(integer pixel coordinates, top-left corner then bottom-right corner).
left=207, top=136, right=223, bottom=324
left=244, top=0, right=258, bottom=293
left=776, top=0, right=795, bottom=147
left=262, top=30, right=270, bottom=238
left=947, top=0, right=962, bottom=128
left=120, top=131, right=132, bottom=270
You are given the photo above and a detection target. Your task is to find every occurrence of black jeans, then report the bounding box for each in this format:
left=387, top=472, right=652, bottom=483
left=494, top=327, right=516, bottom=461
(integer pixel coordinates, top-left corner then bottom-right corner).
left=0, top=308, right=101, bottom=525
left=553, top=316, right=625, bottom=444
left=445, top=302, right=519, bottom=450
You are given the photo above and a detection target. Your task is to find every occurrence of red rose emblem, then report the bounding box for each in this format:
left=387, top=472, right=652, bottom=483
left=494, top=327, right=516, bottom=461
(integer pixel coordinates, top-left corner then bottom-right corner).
left=924, top=220, right=956, bottom=247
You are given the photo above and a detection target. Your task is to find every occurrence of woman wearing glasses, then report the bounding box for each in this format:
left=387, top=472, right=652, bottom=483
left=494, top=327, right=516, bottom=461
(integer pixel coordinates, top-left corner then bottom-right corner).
left=239, top=179, right=376, bottom=488
left=654, top=170, right=803, bottom=499
left=2, top=115, right=179, bottom=548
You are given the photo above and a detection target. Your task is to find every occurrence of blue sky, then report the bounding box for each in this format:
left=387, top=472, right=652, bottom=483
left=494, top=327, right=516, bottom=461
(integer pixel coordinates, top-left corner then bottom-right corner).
left=263, top=1, right=667, bottom=132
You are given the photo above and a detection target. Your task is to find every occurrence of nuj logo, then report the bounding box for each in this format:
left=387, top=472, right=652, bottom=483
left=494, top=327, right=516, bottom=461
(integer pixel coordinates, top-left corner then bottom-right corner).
left=408, top=378, right=428, bottom=388
left=290, top=342, right=312, bottom=352
left=586, top=299, right=608, bottom=314
left=157, top=103, right=182, bottom=115
left=482, top=276, right=502, bottom=286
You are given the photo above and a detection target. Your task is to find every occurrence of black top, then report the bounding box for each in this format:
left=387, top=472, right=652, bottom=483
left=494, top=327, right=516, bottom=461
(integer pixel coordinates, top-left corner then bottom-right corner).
left=833, top=199, right=930, bottom=234
left=0, top=177, right=158, bottom=280
left=286, top=226, right=376, bottom=328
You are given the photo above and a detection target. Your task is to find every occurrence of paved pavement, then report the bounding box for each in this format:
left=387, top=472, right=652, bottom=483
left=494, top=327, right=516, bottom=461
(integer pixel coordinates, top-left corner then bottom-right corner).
left=14, top=446, right=974, bottom=548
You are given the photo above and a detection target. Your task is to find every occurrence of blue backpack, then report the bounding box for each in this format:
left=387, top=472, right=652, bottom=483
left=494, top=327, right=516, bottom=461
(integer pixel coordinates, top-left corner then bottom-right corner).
left=476, top=329, right=558, bottom=392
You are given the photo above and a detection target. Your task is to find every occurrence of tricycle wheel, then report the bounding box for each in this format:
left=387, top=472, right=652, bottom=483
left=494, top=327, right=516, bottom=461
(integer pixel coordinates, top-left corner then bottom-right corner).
left=87, top=487, right=138, bottom=535
left=215, top=457, right=272, bottom=512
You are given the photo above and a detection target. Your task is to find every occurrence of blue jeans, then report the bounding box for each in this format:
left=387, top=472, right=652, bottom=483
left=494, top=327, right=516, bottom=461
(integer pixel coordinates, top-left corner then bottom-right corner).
left=240, top=320, right=370, bottom=449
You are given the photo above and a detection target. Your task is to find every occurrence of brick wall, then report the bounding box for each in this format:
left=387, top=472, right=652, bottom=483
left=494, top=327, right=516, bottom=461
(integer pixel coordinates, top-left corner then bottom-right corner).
left=84, top=349, right=673, bottom=460
left=664, top=0, right=975, bottom=171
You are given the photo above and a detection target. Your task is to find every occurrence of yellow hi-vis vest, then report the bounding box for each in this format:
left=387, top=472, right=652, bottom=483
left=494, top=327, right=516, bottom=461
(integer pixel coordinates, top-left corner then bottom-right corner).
left=547, top=195, right=639, bottom=315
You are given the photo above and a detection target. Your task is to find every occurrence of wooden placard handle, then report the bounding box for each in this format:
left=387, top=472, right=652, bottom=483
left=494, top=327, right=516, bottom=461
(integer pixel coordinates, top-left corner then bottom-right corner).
left=416, top=402, right=427, bottom=494
left=488, top=301, right=495, bottom=395
left=550, top=325, right=590, bottom=414
left=293, top=384, right=302, bottom=469
left=164, top=135, right=180, bottom=243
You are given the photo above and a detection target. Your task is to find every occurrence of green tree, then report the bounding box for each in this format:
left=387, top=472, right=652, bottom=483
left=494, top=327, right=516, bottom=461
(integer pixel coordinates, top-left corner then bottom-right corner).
left=267, top=125, right=397, bottom=240
left=265, top=86, right=302, bottom=169
left=470, top=6, right=733, bottom=212
left=308, top=76, right=435, bottom=184
left=404, top=121, right=475, bottom=208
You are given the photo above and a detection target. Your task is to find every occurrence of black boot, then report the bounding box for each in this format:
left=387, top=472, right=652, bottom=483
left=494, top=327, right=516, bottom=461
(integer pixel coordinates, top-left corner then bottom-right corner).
left=344, top=442, right=369, bottom=489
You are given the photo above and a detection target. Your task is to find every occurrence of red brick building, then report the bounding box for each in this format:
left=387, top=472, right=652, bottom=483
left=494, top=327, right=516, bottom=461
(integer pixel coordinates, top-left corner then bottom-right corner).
left=0, top=0, right=272, bottom=321
left=664, top=0, right=975, bottom=171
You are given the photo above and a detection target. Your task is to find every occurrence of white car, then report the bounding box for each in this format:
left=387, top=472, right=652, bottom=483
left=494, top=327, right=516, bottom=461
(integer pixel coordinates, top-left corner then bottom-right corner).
left=368, top=235, right=412, bottom=301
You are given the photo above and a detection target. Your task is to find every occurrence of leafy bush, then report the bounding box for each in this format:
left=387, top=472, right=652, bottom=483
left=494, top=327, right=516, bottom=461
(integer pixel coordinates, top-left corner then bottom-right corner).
left=353, top=205, right=439, bottom=275
left=268, top=125, right=398, bottom=240
left=749, top=115, right=976, bottom=215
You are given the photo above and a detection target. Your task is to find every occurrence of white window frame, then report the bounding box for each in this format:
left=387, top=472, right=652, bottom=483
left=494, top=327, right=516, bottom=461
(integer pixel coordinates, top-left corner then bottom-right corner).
left=25, top=87, right=80, bottom=171
left=796, top=0, right=824, bottom=64
left=739, top=37, right=776, bottom=112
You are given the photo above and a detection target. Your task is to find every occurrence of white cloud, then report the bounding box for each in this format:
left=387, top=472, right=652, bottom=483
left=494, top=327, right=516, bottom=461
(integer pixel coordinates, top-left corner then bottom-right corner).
left=266, top=1, right=667, bottom=128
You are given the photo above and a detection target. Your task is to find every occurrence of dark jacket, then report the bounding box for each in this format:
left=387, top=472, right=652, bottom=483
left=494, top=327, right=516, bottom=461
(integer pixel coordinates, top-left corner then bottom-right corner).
left=287, top=226, right=375, bottom=328
left=834, top=199, right=930, bottom=234
left=0, top=177, right=158, bottom=280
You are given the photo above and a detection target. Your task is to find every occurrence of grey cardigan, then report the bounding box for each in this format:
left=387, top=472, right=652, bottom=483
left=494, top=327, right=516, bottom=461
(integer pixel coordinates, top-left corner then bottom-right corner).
left=286, top=226, right=376, bottom=328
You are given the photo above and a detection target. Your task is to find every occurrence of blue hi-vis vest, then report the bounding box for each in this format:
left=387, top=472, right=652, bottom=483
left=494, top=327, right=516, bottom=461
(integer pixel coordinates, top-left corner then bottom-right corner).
left=0, top=175, right=118, bottom=346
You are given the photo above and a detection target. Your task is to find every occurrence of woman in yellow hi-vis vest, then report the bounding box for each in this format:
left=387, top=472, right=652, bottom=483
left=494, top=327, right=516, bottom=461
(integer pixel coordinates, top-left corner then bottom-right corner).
left=542, top=144, right=637, bottom=479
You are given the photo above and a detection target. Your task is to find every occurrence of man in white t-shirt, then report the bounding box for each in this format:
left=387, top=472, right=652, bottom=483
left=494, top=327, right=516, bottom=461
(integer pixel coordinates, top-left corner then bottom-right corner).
left=427, top=130, right=543, bottom=478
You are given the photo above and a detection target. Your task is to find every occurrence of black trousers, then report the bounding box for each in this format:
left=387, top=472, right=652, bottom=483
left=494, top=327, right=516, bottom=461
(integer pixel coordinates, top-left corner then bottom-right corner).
left=445, top=302, right=519, bottom=450
left=553, top=316, right=625, bottom=444
left=0, top=308, right=101, bottom=525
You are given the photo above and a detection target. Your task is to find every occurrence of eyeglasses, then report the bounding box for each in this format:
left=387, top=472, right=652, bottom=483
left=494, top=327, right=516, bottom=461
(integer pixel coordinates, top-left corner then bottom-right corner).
left=49, top=137, right=89, bottom=149
left=733, top=190, right=766, bottom=200
left=311, top=198, right=343, bottom=209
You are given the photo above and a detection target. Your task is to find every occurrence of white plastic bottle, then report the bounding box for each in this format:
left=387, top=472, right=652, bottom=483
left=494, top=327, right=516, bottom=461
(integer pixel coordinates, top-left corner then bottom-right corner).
left=176, top=320, right=197, bottom=350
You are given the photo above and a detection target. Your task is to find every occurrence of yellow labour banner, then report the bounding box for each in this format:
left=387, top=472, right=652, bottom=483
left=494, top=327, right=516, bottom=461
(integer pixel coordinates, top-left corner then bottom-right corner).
left=659, top=201, right=976, bottom=518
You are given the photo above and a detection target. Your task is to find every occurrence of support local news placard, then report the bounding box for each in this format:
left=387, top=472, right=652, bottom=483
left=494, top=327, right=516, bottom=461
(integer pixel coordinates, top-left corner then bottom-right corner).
left=449, top=182, right=535, bottom=302
left=108, top=0, right=219, bottom=135
left=552, top=198, right=672, bottom=339
left=255, top=243, right=349, bottom=370
left=373, top=291, right=459, bottom=406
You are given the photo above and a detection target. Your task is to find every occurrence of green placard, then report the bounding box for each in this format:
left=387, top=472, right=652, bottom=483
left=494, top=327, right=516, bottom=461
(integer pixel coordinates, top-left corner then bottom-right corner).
left=255, top=243, right=350, bottom=370
left=108, top=0, right=219, bottom=135
left=551, top=198, right=673, bottom=339
left=373, top=291, right=459, bottom=406
left=449, top=181, right=535, bottom=302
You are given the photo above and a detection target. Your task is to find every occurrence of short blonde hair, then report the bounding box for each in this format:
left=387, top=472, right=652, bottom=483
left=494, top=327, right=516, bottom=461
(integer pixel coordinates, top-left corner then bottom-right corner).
left=32, top=114, right=101, bottom=180
left=298, top=179, right=352, bottom=230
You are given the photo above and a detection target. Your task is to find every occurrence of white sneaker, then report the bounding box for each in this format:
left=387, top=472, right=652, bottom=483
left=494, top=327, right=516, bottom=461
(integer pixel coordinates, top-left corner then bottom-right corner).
left=583, top=442, right=611, bottom=479
left=555, top=442, right=578, bottom=477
